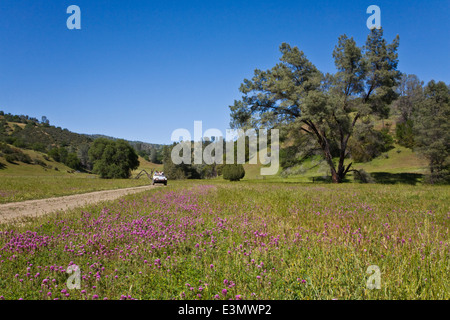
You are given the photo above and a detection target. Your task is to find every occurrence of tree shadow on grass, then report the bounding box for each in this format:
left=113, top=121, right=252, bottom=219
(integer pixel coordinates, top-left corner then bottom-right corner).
left=0, top=162, right=6, bottom=170
left=307, top=173, right=422, bottom=185
left=308, top=176, right=351, bottom=183
left=370, top=172, right=423, bottom=185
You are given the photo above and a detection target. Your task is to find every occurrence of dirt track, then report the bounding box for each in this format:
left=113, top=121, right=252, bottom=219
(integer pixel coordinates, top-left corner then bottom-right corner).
left=0, top=185, right=157, bottom=225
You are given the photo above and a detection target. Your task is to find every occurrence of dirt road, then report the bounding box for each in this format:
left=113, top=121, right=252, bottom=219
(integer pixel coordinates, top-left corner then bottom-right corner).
left=0, top=185, right=157, bottom=225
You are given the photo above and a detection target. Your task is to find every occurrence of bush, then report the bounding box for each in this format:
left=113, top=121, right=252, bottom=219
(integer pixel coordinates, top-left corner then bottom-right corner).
left=33, top=158, right=47, bottom=167
left=16, top=152, right=32, bottom=164
left=222, top=164, right=245, bottom=181
left=31, top=142, right=46, bottom=153
left=0, top=142, right=14, bottom=154
left=65, top=153, right=82, bottom=170
left=12, top=139, right=26, bottom=149
left=353, top=169, right=374, bottom=183
left=48, top=147, right=68, bottom=163
left=5, top=154, right=16, bottom=164
left=0, top=143, right=32, bottom=164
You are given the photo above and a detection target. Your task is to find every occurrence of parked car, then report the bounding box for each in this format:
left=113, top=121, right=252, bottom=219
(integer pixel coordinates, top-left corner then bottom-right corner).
left=152, top=172, right=167, bottom=186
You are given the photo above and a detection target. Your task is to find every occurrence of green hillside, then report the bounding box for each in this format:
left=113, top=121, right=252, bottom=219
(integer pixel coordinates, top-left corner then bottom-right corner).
left=239, top=144, right=428, bottom=185
left=0, top=112, right=163, bottom=168
left=0, top=149, right=164, bottom=203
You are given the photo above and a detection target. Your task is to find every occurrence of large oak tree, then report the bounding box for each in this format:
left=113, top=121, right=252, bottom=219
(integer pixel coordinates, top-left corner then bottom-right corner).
left=230, top=29, right=400, bottom=183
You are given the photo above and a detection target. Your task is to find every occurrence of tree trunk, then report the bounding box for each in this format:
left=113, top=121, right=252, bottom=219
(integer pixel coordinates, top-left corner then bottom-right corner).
left=331, top=169, right=341, bottom=183
left=322, top=147, right=344, bottom=184
left=307, top=124, right=348, bottom=184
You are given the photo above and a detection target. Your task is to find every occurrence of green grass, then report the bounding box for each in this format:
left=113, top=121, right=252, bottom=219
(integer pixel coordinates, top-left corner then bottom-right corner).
left=0, top=153, right=163, bottom=204
left=0, top=151, right=166, bottom=203
left=0, top=181, right=448, bottom=300
left=354, top=145, right=428, bottom=174
left=0, top=148, right=79, bottom=176
left=240, top=144, right=429, bottom=184
left=0, top=142, right=433, bottom=205
left=0, top=176, right=153, bottom=204
left=132, top=156, right=164, bottom=175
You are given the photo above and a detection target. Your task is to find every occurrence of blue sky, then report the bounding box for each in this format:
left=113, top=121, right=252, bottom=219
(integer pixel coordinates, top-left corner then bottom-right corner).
left=0, top=0, right=448, bottom=144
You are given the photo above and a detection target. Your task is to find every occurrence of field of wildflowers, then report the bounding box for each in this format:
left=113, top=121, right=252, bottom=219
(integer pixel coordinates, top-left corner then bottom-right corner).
left=0, top=182, right=449, bottom=300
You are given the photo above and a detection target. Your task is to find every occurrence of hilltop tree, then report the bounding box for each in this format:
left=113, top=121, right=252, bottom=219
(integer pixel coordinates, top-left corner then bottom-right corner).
left=414, top=81, right=450, bottom=184
left=41, top=116, right=50, bottom=126
left=88, top=138, right=139, bottom=179
left=230, top=29, right=400, bottom=183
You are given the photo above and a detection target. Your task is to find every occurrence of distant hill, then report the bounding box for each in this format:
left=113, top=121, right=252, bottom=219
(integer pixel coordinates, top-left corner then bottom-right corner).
left=86, top=134, right=163, bottom=153
left=0, top=113, right=91, bottom=151
left=0, top=110, right=164, bottom=173
left=0, top=111, right=163, bottom=155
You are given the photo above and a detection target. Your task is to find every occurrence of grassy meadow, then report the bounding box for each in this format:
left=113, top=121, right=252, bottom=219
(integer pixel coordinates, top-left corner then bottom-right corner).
left=0, top=154, right=162, bottom=204
left=0, top=176, right=153, bottom=204
left=0, top=181, right=448, bottom=300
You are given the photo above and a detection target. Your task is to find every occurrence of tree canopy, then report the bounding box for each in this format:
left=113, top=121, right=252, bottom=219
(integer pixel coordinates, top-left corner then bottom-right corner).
left=230, top=29, right=400, bottom=183
left=414, top=81, right=450, bottom=183
left=88, top=138, right=139, bottom=179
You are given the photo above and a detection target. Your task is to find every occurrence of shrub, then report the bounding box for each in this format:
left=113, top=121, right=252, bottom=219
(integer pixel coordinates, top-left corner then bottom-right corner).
left=0, top=143, right=32, bottom=164
left=65, top=153, right=82, bottom=170
left=222, top=164, right=245, bottom=181
left=16, top=152, right=32, bottom=164
left=33, top=158, right=47, bottom=167
left=353, top=169, right=374, bottom=183
left=31, top=142, right=46, bottom=153
left=4, top=154, right=16, bottom=164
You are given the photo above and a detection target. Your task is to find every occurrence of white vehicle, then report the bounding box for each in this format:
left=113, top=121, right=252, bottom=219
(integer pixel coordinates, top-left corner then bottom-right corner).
left=152, top=172, right=167, bottom=186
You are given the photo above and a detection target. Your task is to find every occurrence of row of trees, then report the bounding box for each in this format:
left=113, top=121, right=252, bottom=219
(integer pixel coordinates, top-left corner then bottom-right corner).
left=162, top=142, right=219, bottom=180
left=229, top=28, right=449, bottom=184
left=161, top=139, right=250, bottom=181
left=401, top=80, right=449, bottom=183
left=48, top=147, right=82, bottom=171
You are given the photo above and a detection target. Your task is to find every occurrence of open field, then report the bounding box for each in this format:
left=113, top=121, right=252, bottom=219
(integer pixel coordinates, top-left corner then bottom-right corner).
left=0, top=176, right=154, bottom=204
left=0, top=155, right=162, bottom=204
left=0, top=185, right=157, bottom=224
left=0, top=181, right=448, bottom=300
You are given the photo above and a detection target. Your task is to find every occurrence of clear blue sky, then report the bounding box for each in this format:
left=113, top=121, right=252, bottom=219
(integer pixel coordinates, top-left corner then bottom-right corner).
left=0, top=0, right=448, bottom=144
